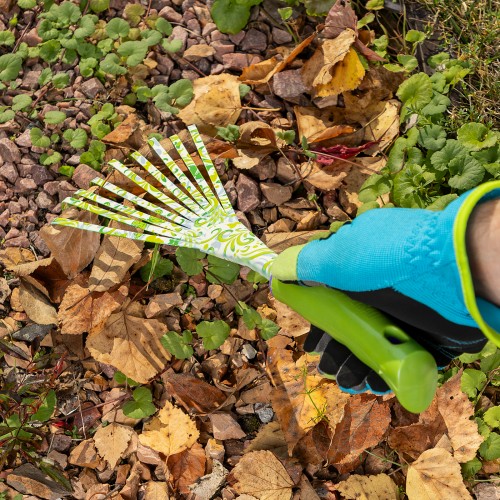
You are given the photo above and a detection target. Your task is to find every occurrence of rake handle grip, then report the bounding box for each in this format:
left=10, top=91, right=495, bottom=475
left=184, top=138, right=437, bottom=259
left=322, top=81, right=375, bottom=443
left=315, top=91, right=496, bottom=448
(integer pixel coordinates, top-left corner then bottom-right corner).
left=271, top=279, right=437, bottom=413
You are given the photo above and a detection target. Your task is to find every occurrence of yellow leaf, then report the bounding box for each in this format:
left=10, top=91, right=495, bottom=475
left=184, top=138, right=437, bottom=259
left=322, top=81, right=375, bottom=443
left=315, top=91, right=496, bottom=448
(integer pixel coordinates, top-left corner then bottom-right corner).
left=93, top=423, right=135, bottom=468
left=334, top=474, right=399, bottom=500
left=183, top=44, right=215, bottom=61
left=144, top=481, right=170, bottom=499
left=316, top=48, right=365, bottom=97
left=178, top=74, right=241, bottom=135
left=19, top=279, right=57, bottom=325
left=406, top=448, right=472, bottom=500
left=231, top=450, right=294, bottom=500
left=139, top=401, right=198, bottom=457
left=86, top=300, right=171, bottom=383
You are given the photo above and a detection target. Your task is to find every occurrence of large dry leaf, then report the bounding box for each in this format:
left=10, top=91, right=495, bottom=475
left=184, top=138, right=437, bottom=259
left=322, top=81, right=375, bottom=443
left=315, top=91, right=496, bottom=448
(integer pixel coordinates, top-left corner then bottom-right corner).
left=19, top=279, right=57, bottom=325
left=231, top=450, right=294, bottom=500
left=166, top=442, right=206, bottom=495
left=269, top=297, right=310, bottom=338
left=89, top=221, right=144, bottom=293
left=294, top=106, right=355, bottom=144
left=178, top=74, right=241, bottom=135
left=86, top=300, right=171, bottom=383
left=245, top=421, right=288, bottom=460
left=93, top=423, right=135, bottom=468
left=58, top=283, right=128, bottom=335
left=139, top=401, right=199, bottom=457
left=360, top=99, right=400, bottom=150
left=436, top=371, right=483, bottom=463
left=406, top=448, right=472, bottom=500
left=299, top=161, right=350, bottom=191
left=316, top=48, right=365, bottom=97
left=302, top=30, right=356, bottom=88
left=268, top=348, right=349, bottom=453
left=388, top=398, right=447, bottom=460
left=334, top=474, right=398, bottom=500
left=327, top=393, right=391, bottom=473
left=240, top=34, right=316, bottom=85
left=102, top=113, right=146, bottom=150
left=144, top=481, right=170, bottom=499
left=40, top=209, right=101, bottom=279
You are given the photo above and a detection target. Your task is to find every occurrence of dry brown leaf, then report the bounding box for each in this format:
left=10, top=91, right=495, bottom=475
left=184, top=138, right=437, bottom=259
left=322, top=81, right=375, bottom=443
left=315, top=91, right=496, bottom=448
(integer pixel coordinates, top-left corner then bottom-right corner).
left=361, top=99, right=400, bottom=150
left=270, top=297, right=310, bottom=338
left=0, top=247, right=35, bottom=269
left=178, top=74, right=241, bottom=135
left=238, top=121, right=277, bottom=148
left=297, top=475, right=320, bottom=500
left=102, top=113, right=145, bottom=149
left=334, top=474, right=398, bottom=500
left=299, top=161, right=350, bottom=191
left=19, top=279, right=57, bottom=325
left=316, top=48, right=365, bottom=97
left=89, top=221, right=144, bottom=292
left=268, top=348, right=349, bottom=453
left=302, top=30, right=356, bottom=88
left=388, top=398, right=447, bottom=460
left=166, top=442, right=206, bottom=495
left=245, top=421, right=288, bottom=460
left=164, top=373, right=226, bottom=414
left=139, top=401, right=199, bottom=457
left=436, top=371, right=484, bottom=463
left=240, top=33, right=316, bottom=85
left=231, top=450, right=294, bottom=500
left=58, top=283, right=128, bottom=335
left=183, top=44, right=215, bottom=61
left=144, top=481, right=170, bottom=499
left=327, top=393, right=391, bottom=473
left=93, top=423, right=135, bottom=468
left=261, top=231, right=329, bottom=253
left=406, top=448, right=472, bottom=499
left=86, top=300, right=171, bottom=383
left=294, top=106, right=355, bottom=144
left=68, top=439, right=101, bottom=468
left=40, top=209, right=101, bottom=279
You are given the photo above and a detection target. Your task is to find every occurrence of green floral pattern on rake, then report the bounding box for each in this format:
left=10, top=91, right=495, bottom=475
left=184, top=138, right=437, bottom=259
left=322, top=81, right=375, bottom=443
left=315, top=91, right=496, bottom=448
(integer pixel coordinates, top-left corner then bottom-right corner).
left=52, top=125, right=277, bottom=278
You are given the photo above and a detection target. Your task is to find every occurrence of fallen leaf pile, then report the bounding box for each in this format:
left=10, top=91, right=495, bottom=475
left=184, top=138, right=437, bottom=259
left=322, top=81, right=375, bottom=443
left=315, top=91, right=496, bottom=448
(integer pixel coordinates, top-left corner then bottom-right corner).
left=0, top=0, right=496, bottom=498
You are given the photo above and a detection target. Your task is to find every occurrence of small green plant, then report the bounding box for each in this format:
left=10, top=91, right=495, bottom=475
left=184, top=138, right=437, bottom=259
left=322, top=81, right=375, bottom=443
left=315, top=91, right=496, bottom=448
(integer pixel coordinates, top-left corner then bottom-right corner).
left=122, top=387, right=156, bottom=419
left=236, top=301, right=279, bottom=340
left=134, top=79, right=193, bottom=114
left=196, top=319, right=230, bottom=350
left=217, top=124, right=240, bottom=142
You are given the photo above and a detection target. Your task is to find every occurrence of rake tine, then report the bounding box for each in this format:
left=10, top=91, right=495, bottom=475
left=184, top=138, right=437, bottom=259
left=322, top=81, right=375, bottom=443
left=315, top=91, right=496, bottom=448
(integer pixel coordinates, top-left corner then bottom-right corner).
left=187, top=125, right=236, bottom=219
left=90, top=178, right=189, bottom=226
left=72, top=189, right=188, bottom=233
left=147, top=138, right=211, bottom=211
left=109, top=159, right=200, bottom=223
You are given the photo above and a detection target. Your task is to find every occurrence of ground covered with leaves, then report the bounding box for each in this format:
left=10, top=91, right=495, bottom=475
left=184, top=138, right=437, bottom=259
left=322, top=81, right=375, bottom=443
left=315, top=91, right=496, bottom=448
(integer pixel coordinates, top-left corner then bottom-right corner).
left=0, top=0, right=499, bottom=498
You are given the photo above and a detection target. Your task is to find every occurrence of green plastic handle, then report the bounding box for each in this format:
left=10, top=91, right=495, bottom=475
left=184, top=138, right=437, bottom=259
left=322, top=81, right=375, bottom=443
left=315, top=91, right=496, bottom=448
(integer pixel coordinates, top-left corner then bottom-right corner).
left=271, top=279, right=437, bottom=413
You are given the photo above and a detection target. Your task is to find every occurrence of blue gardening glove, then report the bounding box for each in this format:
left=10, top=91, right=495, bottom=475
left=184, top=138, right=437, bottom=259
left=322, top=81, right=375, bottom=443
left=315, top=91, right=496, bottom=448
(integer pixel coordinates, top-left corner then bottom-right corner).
left=271, top=182, right=500, bottom=394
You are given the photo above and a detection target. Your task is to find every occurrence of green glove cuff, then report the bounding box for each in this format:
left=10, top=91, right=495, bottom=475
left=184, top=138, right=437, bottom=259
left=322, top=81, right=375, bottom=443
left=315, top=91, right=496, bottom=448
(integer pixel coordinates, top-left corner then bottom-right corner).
left=270, top=244, right=304, bottom=281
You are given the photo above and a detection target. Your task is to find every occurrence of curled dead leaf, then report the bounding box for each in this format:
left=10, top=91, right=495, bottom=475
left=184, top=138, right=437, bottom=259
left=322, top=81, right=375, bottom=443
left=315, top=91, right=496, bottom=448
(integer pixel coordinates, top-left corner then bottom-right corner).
left=166, top=442, right=206, bottom=495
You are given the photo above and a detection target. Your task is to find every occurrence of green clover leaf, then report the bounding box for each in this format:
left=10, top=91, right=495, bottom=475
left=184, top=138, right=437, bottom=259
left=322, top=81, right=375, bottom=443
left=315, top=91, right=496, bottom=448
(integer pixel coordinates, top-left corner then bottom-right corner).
left=176, top=247, right=205, bottom=276
left=396, top=73, right=433, bottom=110
left=161, top=330, right=193, bottom=360
left=210, top=0, right=263, bottom=34
left=11, top=94, right=32, bottom=111
left=197, top=320, right=230, bottom=350
left=122, top=387, right=156, bottom=419
left=44, top=110, right=67, bottom=125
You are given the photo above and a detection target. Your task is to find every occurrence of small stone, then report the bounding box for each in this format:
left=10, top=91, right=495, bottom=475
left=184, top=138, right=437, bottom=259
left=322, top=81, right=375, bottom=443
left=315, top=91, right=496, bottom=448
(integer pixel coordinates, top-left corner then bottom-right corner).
left=202, top=22, right=217, bottom=37
left=158, top=5, right=183, bottom=23
left=272, top=27, right=293, bottom=45
left=72, top=164, right=103, bottom=189
left=24, top=28, right=42, bottom=47
left=51, top=433, right=72, bottom=453
left=14, top=177, right=37, bottom=194
left=80, top=78, right=105, bottom=99
left=260, top=182, right=293, bottom=206
left=0, top=138, right=21, bottom=164
left=211, top=40, right=235, bottom=62
left=276, top=157, right=299, bottom=184
left=19, top=163, right=54, bottom=186
left=8, top=201, right=21, bottom=214
left=228, top=32, right=245, bottom=45
left=222, top=53, right=261, bottom=71
left=15, top=129, right=32, bottom=147
left=209, top=413, right=246, bottom=440
left=43, top=181, right=59, bottom=196
left=248, top=157, right=276, bottom=180
left=205, top=438, right=225, bottom=462
left=236, top=174, right=260, bottom=213
left=186, top=18, right=201, bottom=34
left=0, top=163, right=18, bottom=184
left=171, top=26, right=188, bottom=51
left=241, top=28, right=267, bottom=52
left=273, top=69, right=308, bottom=99
left=36, top=191, right=56, bottom=210
left=5, top=227, right=20, bottom=240
left=47, top=450, right=68, bottom=469
left=3, top=235, right=30, bottom=248
left=254, top=403, right=274, bottom=423
left=65, top=154, right=80, bottom=166
left=57, top=181, right=76, bottom=202
left=241, top=343, right=257, bottom=360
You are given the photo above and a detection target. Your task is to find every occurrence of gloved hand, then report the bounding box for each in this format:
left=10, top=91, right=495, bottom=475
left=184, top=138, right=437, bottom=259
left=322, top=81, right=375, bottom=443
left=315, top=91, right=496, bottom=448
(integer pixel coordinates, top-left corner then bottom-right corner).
left=271, top=182, right=500, bottom=395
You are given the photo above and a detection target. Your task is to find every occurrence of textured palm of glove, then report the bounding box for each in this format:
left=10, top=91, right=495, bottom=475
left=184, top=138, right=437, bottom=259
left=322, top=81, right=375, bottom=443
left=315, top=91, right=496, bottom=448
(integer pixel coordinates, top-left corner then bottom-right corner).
left=271, top=182, right=500, bottom=395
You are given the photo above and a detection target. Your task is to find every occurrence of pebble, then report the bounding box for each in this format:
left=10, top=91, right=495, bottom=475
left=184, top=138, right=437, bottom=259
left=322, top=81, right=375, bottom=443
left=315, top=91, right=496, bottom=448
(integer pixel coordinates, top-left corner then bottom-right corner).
left=4, top=235, right=30, bottom=248
left=57, top=181, right=77, bottom=202
left=14, top=178, right=37, bottom=195
left=241, top=28, right=268, bottom=52
left=80, top=78, right=105, bottom=99
left=272, top=27, right=293, bottom=45
left=236, top=174, right=260, bottom=213
left=241, top=343, right=257, bottom=360
left=8, top=201, right=21, bottom=214
left=0, top=163, right=18, bottom=184
left=249, top=157, right=277, bottom=180
left=260, top=182, right=294, bottom=206
left=222, top=53, right=261, bottom=71
left=255, top=403, right=274, bottom=423
left=51, top=433, right=72, bottom=453
left=14, top=129, right=32, bottom=147
left=0, top=138, right=21, bottom=164
left=72, top=164, right=103, bottom=189
left=171, top=26, right=188, bottom=51
left=18, top=163, right=54, bottom=186
left=36, top=191, right=56, bottom=210
left=273, top=69, right=308, bottom=99
left=211, top=41, right=235, bottom=62
left=158, top=5, right=183, bottom=23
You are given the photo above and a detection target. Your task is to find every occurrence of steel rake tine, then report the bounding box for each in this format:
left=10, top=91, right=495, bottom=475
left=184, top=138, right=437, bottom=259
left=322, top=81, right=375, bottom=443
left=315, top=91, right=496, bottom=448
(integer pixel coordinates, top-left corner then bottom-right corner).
left=187, top=125, right=236, bottom=219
